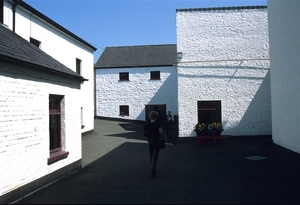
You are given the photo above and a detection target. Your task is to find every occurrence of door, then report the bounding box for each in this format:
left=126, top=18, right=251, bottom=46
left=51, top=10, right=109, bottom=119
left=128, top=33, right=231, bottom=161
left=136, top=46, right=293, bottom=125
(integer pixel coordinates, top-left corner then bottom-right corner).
left=197, top=101, right=221, bottom=124
left=145, top=104, right=166, bottom=125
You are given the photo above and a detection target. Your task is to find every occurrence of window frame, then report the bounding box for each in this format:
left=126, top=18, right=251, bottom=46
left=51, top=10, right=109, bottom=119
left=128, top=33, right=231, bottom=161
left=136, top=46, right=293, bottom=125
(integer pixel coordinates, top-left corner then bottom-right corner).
left=119, top=105, right=129, bottom=116
left=30, top=37, right=41, bottom=48
left=150, top=71, right=161, bottom=80
left=48, top=94, right=69, bottom=165
left=197, top=100, right=222, bottom=124
left=76, top=58, right=81, bottom=75
left=119, top=72, right=129, bottom=81
left=81, top=107, right=85, bottom=129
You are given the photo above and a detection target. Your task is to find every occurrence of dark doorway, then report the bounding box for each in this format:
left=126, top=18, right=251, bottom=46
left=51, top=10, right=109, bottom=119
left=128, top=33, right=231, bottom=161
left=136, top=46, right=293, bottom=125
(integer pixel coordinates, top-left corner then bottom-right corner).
left=197, top=101, right=221, bottom=123
left=145, top=104, right=166, bottom=125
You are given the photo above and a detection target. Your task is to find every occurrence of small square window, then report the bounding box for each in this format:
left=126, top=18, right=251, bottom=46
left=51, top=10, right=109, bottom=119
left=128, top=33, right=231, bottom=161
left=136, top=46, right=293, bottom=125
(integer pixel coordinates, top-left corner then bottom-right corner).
left=30, top=37, right=41, bottom=48
left=119, top=105, right=129, bottom=116
left=76, top=58, right=81, bottom=75
left=150, top=71, right=160, bottom=80
left=119, top=72, right=129, bottom=81
left=81, top=107, right=85, bottom=129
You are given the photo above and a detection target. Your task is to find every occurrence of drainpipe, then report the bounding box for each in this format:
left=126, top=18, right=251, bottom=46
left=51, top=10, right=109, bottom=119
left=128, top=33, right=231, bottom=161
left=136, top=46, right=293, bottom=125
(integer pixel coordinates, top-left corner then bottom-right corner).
left=12, top=0, right=20, bottom=32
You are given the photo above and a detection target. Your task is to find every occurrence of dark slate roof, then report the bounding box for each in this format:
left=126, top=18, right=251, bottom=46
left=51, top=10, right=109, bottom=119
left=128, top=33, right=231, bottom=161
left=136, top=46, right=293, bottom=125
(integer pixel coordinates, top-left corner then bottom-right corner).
left=15, top=0, right=96, bottom=51
left=95, top=44, right=177, bottom=68
left=0, top=24, right=86, bottom=82
left=176, top=5, right=267, bottom=12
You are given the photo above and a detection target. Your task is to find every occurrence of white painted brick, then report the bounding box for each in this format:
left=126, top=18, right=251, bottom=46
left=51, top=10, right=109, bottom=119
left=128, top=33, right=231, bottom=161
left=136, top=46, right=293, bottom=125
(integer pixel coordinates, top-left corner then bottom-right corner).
left=95, top=67, right=178, bottom=121
left=176, top=7, right=271, bottom=137
left=268, top=1, right=300, bottom=153
left=0, top=63, right=82, bottom=196
left=3, top=0, right=94, bottom=134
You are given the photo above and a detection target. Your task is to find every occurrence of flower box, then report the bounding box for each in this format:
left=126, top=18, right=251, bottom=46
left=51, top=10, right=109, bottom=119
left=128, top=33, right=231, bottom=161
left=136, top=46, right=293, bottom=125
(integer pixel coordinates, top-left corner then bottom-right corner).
left=194, top=122, right=224, bottom=145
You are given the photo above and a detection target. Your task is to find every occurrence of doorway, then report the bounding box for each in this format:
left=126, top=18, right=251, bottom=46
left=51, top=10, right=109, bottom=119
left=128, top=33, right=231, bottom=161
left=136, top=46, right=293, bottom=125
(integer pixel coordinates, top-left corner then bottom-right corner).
left=145, top=104, right=166, bottom=125
left=197, top=101, right=221, bottom=123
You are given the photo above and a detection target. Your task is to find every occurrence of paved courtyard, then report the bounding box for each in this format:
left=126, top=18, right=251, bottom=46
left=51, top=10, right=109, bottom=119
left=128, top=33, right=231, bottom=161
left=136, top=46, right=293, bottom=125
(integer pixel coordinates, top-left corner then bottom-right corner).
left=14, top=119, right=300, bottom=204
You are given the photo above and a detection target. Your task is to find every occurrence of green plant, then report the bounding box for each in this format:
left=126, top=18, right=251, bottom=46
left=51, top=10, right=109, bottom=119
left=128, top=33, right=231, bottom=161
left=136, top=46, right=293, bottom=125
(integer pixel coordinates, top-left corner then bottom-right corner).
left=194, top=123, right=206, bottom=131
left=208, top=122, right=223, bottom=132
left=194, top=122, right=223, bottom=132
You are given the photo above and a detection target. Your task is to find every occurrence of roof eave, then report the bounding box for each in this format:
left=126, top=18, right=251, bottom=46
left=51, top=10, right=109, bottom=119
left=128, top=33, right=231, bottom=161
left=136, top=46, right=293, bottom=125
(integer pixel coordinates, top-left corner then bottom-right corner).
left=95, top=64, right=177, bottom=69
left=15, top=0, right=97, bottom=51
left=176, top=5, right=267, bottom=12
left=0, top=54, right=86, bottom=83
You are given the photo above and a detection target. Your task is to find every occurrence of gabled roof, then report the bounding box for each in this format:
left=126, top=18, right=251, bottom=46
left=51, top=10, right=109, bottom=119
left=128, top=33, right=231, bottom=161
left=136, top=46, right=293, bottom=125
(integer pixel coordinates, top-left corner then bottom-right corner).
left=95, top=44, right=177, bottom=68
left=176, top=5, right=267, bottom=12
left=15, top=0, right=97, bottom=51
left=0, top=24, right=86, bottom=82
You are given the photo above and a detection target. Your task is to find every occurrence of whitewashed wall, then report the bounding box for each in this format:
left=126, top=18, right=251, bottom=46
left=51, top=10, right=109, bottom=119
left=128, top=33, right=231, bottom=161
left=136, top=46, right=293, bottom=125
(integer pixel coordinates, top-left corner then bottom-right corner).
left=0, top=63, right=82, bottom=197
left=176, top=7, right=271, bottom=137
left=3, top=0, right=95, bottom=133
left=95, top=67, right=178, bottom=121
left=268, top=1, right=300, bottom=154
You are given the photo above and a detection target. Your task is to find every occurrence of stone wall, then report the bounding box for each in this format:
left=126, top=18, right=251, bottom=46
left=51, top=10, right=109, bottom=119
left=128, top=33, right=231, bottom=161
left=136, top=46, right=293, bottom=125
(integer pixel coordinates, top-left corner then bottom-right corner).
left=176, top=7, right=271, bottom=137
left=0, top=62, right=82, bottom=198
left=95, top=66, right=178, bottom=121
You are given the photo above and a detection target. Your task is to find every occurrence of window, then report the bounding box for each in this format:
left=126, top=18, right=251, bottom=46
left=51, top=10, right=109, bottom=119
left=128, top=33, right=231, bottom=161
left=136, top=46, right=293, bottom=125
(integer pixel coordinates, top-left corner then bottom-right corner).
left=150, top=71, right=160, bottom=80
left=197, top=100, right=222, bottom=124
left=0, top=1, right=3, bottom=24
left=30, top=37, right=41, bottom=48
left=119, top=72, right=129, bottom=81
left=81, top=107, right=85, bottom=129
left=76, top=58, right=81, bottom=75
left=48, top=95, right=69, bottom=165
left=119, top=105, right=129, bottom=116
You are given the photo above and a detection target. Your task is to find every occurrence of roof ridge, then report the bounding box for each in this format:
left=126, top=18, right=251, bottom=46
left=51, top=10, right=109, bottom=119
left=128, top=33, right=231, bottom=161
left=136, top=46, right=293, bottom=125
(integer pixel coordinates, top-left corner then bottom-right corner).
left=105, top=44, right=176, bottom=49
left=176, top=5, right=267, bottom=12
left=95, top=44, right=177, bottom=68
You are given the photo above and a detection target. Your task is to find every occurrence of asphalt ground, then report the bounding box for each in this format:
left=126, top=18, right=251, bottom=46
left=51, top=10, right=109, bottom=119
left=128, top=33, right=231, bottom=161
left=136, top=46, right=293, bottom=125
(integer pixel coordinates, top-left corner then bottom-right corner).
left=13, top=119, right=300, bottom=204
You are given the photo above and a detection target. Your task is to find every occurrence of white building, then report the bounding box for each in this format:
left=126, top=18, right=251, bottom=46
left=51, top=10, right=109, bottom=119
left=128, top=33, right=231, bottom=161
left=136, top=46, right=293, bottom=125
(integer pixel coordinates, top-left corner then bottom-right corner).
left=1, top=0, right=96, bottom=203
left=176, top=6, right=271, bottom=137
left=2, top=0, right=97, bottom=134
left=95, top=44, right=178, bottom=124
left=95, top=6, right=270, bottom=138
left=268, top=1, right=300, bottom=154
left=0, top=24, right=84, bottom=203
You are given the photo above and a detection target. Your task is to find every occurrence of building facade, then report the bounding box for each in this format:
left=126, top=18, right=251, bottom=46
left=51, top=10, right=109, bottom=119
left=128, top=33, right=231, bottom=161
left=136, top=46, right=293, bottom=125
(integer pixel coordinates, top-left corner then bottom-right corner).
left=2, top=0, right=97, bottom=134
left=268, top=1, right=300, bottom=154
left=0, top=24, right=84, bottom=203
left=1, top=0, right=96, bottom=202
left=95, top=45, right=178, bottom=124
left=176, top=6, right=271, bottom=137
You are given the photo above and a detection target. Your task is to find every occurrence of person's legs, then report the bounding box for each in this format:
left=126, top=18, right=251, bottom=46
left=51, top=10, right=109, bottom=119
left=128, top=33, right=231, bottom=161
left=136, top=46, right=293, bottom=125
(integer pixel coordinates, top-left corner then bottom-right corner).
left=148, top=147, right=153, bottom=164
left=167, top=128, right=172, bottom=138
left=172, top=128, right=178, bottom=144
left=150, top=148, right=160, bottom=177
left=148, top=147, right=155, bottom=178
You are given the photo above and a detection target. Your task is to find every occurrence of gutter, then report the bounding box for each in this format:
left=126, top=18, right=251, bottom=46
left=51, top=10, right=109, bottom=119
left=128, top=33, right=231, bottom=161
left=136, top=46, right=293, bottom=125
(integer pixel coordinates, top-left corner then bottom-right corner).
left=0, top=54, right=88, bottom=83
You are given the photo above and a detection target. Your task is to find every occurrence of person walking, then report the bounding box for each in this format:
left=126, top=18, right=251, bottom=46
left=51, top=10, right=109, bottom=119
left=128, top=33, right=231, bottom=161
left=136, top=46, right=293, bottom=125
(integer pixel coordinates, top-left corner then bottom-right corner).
left=171, top=114, right=179, bottom=144
left=145, top=111, right=163, bottom=178
left=165, top=111, right=173, bottom=139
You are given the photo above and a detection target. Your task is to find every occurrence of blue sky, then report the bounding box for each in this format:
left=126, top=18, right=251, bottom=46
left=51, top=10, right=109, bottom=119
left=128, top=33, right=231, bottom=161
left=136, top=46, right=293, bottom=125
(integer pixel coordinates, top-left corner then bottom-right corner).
left=25, top=0, right=267, bottom=62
